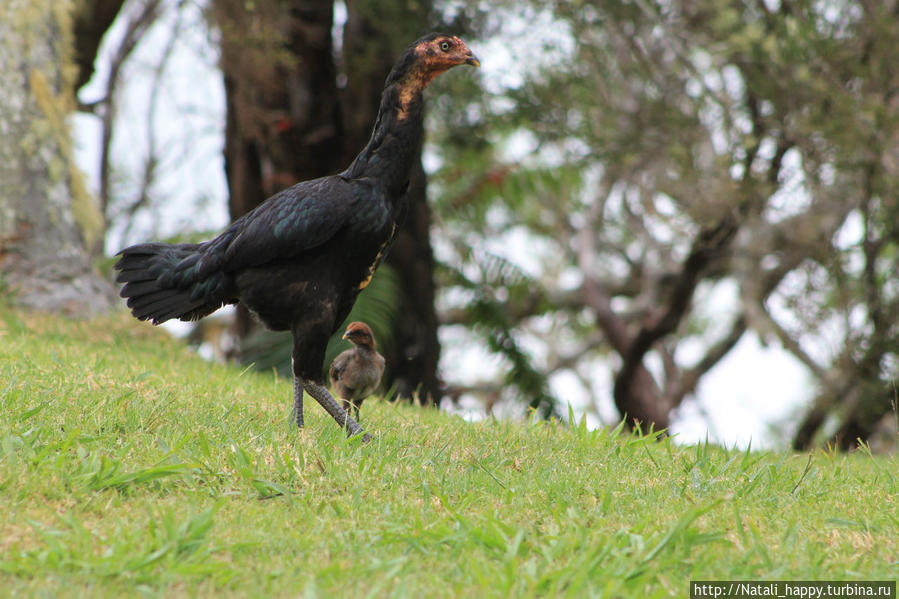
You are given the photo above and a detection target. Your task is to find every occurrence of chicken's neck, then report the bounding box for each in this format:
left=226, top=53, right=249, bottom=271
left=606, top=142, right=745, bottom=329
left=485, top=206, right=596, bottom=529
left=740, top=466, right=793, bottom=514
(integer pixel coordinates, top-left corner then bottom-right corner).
left=343, top=82, right=425, bottom=201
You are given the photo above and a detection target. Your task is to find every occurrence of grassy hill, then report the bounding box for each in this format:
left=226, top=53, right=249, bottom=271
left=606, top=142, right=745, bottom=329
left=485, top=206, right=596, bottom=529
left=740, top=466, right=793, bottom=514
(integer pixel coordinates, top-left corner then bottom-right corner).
left=1, top=307, right=896, bottom=597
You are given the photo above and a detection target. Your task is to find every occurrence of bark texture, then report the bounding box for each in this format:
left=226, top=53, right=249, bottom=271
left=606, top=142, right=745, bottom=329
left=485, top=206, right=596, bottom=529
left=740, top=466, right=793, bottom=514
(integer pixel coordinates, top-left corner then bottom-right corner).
left=0, top=0, right=114, bottom=316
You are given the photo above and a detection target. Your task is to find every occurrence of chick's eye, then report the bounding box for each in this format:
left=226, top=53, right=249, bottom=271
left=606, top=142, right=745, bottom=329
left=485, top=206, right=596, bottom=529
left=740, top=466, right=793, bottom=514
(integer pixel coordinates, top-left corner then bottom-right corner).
left=439, top=40, right=450, bottom=52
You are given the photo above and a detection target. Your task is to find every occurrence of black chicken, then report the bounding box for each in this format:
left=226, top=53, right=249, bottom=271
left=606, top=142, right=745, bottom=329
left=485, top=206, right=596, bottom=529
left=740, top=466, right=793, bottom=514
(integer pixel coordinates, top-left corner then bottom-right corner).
left=329, top=321, right=386, bottom=421
left=115, top=34, right=479, bottom=441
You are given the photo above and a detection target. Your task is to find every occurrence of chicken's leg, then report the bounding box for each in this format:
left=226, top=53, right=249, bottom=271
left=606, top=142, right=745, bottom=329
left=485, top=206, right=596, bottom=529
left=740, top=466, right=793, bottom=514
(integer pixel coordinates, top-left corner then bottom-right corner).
left=292, top=376, right=304, bottom=428
left=303, top=380, right=373, bottom=443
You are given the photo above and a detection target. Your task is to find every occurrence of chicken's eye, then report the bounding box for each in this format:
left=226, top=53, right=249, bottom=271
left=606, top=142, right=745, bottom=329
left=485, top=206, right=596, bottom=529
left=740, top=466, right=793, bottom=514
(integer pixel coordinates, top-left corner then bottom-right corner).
left=439, top=40, right=451, bottom=52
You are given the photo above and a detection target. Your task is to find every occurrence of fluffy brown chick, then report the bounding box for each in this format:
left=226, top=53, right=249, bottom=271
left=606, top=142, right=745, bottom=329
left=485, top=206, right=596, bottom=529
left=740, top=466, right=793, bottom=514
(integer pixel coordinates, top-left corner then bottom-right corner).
left=329, top=322, right=386, bottom=421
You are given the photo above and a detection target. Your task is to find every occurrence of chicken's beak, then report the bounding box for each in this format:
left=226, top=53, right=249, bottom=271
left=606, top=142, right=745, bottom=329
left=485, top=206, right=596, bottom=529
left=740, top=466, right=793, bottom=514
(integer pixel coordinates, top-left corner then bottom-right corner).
left=342, top=332, right=349, bottom=340
left=466, top=55, right=481, bottom=67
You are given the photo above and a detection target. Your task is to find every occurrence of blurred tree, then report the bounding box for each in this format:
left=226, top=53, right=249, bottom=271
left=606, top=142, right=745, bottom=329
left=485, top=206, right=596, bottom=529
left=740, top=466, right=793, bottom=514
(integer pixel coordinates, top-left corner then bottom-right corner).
left=0, top=0, right=115, bottom=314
left=78, top=0, right=170, bottom=250
left=430, top=0, right=899, bottom=447
left=73, top=0, right=126, bottom=92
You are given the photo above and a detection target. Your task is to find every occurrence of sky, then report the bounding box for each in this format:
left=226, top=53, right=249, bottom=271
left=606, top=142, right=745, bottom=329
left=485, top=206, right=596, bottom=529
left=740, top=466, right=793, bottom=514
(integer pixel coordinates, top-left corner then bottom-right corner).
left=73, top=0, right=813, bottom=450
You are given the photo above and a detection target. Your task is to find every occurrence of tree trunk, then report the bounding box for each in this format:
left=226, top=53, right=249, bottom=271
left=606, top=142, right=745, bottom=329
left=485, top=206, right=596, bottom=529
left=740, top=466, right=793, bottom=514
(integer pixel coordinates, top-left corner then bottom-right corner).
left=0, top=0, right=114, bottom=316
left=214, top=0, right=344, bottom=336
left=343, top=0, right=442, bottom=404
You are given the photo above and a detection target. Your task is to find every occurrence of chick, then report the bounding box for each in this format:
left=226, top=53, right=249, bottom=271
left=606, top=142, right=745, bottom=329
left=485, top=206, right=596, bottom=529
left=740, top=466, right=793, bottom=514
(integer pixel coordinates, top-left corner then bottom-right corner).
left=329, top=322, right=385, bottom=421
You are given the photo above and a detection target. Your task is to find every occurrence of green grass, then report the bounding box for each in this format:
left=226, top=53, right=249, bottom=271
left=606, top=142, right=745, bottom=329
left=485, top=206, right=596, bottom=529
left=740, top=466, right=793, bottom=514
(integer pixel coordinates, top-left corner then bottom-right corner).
left=1, top=308, right=897, bottom=598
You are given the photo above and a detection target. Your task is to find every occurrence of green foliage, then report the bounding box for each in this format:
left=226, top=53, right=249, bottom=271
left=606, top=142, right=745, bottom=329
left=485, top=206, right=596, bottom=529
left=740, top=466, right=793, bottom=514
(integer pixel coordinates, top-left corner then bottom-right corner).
left=442, top=251, right=560, bottom=417
left=0, top=309, right=896, bottom=596
left=427, top=0, right=899, bottom=442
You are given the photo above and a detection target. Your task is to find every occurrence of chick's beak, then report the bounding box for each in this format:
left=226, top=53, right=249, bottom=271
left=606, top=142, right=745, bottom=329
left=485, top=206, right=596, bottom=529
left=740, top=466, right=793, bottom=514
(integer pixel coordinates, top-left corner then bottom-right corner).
left=342, top=331, right=349, bottom=340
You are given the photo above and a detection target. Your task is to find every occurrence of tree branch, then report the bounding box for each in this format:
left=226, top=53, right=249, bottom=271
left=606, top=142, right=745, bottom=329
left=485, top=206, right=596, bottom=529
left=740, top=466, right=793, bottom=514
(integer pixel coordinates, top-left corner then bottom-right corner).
left=613, top=213, right=739, bottom=423
left=97, top=0, right=163, bottom=222
left=119, top=0, right=185, bottom=241
left=73, top=0, right=127, bottom=92
left=669, top=314, right=748, bottom=406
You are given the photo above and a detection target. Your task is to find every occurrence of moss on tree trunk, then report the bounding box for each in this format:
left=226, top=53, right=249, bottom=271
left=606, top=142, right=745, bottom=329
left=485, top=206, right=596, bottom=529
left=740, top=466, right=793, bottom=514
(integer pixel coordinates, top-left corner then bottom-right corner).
left=0, top=0, right=114, bottom=315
